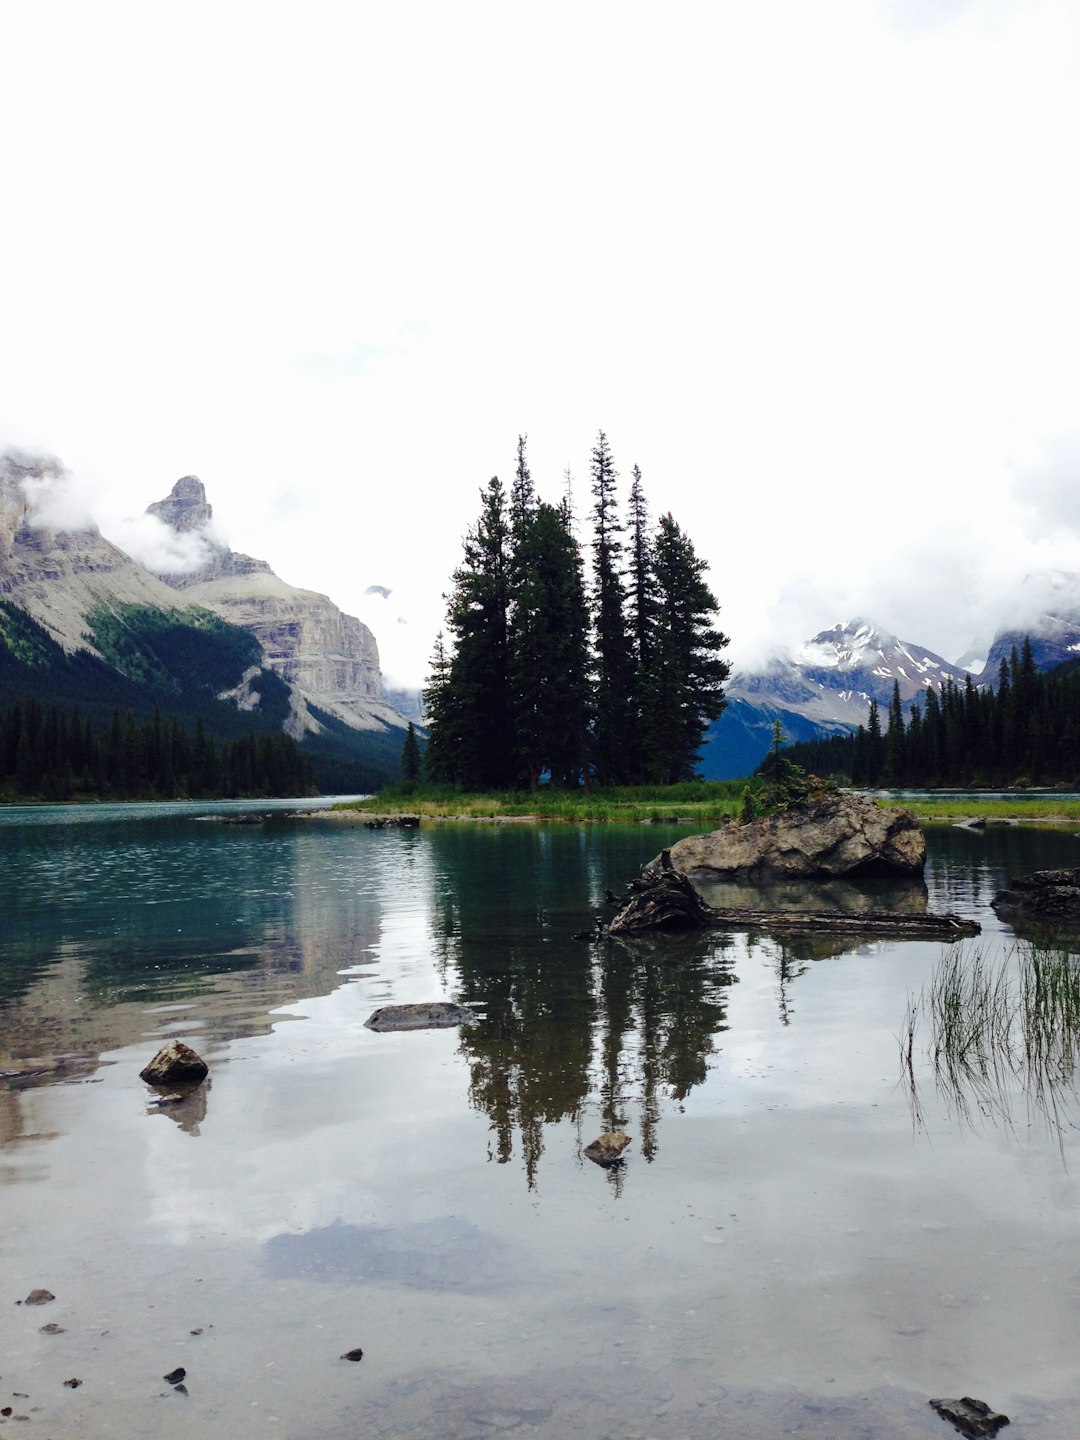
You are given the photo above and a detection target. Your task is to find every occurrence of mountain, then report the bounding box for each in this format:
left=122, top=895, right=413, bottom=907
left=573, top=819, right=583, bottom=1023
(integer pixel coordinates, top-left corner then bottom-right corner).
left=144, top=476, right=405, bottom=739
left=700, top=619, right=966, bottom=780
left=0, top=450, right=191, bottom=647
left=0, top=452, right=409, bottom=790
left=980, top=573, right=1080, bottom=678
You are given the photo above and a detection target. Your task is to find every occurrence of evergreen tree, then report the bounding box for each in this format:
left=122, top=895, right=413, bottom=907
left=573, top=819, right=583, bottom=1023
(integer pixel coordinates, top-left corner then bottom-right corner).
left=436, top=478, right=514, bottom=788
left=883, top=680, right=906, bottom=784
left=588, top=430, right=635, bottom=784
left=866, top=699, right=884, bottom=785
left=400, top=722, right=422, bottom=784
left=509, top=501, right=591, bottom=788
left=639, top=513, right=730, bottom=783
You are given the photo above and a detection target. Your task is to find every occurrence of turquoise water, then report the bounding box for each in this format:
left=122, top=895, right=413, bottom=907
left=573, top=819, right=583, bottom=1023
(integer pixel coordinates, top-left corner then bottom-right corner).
left=1, top=805, right=1078, bottom=1438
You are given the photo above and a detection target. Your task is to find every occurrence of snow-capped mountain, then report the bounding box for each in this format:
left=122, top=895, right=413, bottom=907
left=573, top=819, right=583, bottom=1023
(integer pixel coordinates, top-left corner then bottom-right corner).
left=980, top=573, right=1080, bottom=678
left=700, top=619, right=966, bottom=779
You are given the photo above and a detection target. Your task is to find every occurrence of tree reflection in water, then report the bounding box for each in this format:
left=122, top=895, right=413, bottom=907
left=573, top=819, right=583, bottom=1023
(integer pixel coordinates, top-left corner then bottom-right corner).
left=424, top=825, right=737, bottom=1187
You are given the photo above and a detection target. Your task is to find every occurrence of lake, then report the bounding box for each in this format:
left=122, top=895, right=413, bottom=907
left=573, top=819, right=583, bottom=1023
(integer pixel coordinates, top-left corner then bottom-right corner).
left=1, top=802, right=1078, bottom=1439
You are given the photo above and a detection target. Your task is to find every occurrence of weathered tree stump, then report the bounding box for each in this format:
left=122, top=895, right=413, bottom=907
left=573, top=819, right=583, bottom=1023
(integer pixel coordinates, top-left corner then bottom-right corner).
left=605, top=859, right=979, bottom=941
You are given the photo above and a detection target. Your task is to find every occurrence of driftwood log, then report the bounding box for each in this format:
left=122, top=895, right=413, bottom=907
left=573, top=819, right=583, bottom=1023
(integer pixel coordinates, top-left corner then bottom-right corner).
left=606, top=854, right=979, bottom=940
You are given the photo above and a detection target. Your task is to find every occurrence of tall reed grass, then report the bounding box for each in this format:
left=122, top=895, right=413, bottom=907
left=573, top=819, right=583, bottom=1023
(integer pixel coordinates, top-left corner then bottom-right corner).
left=901, top=941, right=1080, bottom=1141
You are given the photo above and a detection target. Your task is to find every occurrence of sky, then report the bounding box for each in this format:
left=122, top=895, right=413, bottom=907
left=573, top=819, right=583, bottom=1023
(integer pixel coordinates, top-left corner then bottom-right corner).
left=2, top=0, right=1079, bottom=688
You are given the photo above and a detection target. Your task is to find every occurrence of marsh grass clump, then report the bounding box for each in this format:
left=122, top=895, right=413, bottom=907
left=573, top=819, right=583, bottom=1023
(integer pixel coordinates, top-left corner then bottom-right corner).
left=902, top=941, right=1080, bottom=1138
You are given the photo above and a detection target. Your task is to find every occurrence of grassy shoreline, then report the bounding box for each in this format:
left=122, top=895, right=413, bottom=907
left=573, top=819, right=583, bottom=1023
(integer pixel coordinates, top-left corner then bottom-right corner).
left=332, top=785, right=1080, bottom=827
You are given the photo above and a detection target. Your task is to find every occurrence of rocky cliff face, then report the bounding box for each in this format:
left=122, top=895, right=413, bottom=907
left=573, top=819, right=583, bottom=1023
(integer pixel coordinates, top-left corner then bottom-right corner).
left=0, top=450, right=186, bottom=652
left=147, top=477, right=403, bottom=736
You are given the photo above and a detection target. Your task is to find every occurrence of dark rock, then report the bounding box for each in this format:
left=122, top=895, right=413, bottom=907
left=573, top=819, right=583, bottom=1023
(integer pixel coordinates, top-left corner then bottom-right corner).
left=39, top=1323, right=65, bottom=1335
left=139, top=1042, right=208, bottom=1087
left=929, top=1396, right=1010, bottom=1437
left=340, top=1348, right=365, bottom=1362
left=173, top=1383, right=188, bottom=1395
left=651, top=792, right=926, bottom=879
left=163, top=1367, right=186, bottom=1385
left=0, top=1407, right=11, bottom=1416
left=23, top=1289, right=54, bottom=1306
left=583, top=1132, right=631, bottom=1167
left=992, top=868, right=1080, bottom=925
left=364, top=1002, right=478, bottom=1032
left=63, top=1378, right=82, bottom=1389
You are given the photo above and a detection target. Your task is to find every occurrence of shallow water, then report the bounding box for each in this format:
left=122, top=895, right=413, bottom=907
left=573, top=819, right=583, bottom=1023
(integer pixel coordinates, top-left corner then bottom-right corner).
left=1, top=805, right=1079, bottom=1438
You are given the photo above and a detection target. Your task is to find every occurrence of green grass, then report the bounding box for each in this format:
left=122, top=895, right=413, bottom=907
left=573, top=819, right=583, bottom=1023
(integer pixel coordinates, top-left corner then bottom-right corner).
left=899, top=796, right=1080, bottom=824
left=334, top=779, right=750, bottom=824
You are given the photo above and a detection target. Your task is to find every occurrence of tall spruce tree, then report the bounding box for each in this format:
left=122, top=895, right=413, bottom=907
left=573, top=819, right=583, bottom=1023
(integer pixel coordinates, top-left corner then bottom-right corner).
left=639, top=513, right=730, bottom=782
left=400, top=722, right=422, bottom=784
left=433, top=478, right=514, bottom=788
left=625, top=464, right=657, bottom=783
left=510, top=501, right=591, bottom=787
left=589, top=430, right=635, bottom=784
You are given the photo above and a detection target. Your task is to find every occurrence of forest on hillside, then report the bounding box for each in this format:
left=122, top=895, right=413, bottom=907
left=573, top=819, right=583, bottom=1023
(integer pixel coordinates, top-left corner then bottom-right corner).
left=781, top=640, right=1080, bottom=787
left=0, top=697, right=314, bottom=801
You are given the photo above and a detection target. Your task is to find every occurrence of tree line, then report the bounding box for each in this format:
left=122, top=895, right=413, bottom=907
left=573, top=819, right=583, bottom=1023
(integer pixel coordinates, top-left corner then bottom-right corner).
left=1, top=696, right=314, bottom=801
left=422, top=433, right=730, bottom=789
left=781, top=640, right=1080, bottom=787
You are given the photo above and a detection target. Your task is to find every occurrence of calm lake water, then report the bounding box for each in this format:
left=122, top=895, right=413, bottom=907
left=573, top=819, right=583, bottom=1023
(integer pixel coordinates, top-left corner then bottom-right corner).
left=1, top=802, right=1079, bottom=1439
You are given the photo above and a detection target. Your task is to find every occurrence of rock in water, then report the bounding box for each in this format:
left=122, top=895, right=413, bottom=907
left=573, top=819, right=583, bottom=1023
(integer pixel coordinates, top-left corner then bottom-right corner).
left=364, top=1002, right=478, bottom=1032
left=583, top=1133, right=631, bottom=1167
left=23, top=1288, right=55, bottom=1305
left=929, top=1396, right=1009, bottom=1438
left=653, top=792, right=925, bottom=880
left=139, top=1041, right=209, bottom=1087
left=992, top=868, right=1080, bottom=925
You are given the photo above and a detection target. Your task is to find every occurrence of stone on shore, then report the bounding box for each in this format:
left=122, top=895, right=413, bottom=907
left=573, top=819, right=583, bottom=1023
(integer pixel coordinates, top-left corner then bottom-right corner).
left=651, top=792, right=925, bottom=880
left=139, top=1041, right=209, bottom=1087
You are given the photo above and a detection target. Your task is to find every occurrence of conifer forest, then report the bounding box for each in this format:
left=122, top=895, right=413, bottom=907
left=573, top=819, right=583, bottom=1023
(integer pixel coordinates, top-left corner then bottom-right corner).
left=422, top=433, right=731, bottom=789
left=782, top=640, right=1080, bottom=788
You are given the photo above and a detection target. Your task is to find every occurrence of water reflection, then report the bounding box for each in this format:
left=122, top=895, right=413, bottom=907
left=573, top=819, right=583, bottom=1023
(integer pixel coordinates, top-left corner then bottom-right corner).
left=0, top=814, right=391, bottom=1156
left=423, top=827, right=738, bottom=1186
left=901, top=939, right=1080, bottom=1144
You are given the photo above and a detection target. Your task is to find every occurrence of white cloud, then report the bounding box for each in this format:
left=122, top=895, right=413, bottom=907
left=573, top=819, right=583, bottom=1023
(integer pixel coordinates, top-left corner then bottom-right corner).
left=1, top=0, right=1078, bottom=686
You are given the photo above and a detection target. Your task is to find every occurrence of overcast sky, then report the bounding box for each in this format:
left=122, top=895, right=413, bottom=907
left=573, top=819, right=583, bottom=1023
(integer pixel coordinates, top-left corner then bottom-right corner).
left=3, top=0, right=1079, bottom=687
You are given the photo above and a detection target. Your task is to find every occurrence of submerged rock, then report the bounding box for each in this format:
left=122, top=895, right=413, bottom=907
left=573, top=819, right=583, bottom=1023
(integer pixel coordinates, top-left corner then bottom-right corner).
left=139, top=1041, right=209, bottom=1087
left=651, top=792, right=925, bottom=880
left=992, top=868, right=1080, bottom=925
left=364, top=1002, right=478, bottom=1032
left=584, top=1132, right=631, bottom=1167
left=929, top=1396, right=1009, bottom=1438
left=23, top=1288, right=55, bottom=1305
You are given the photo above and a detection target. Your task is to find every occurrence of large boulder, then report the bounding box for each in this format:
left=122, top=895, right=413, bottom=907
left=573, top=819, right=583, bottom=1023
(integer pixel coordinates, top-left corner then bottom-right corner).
left=655, top=792, right=925, bottom=880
